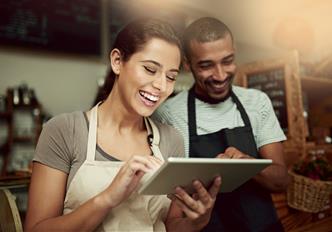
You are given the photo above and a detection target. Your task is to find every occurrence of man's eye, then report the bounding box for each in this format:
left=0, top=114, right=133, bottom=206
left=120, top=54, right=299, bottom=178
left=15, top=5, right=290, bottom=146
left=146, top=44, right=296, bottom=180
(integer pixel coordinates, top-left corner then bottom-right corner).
left=144, top=66, right=156, bottom=74
left=199, top=64, right=212, bottom=69
left=222, top=59, right=234, bottom=65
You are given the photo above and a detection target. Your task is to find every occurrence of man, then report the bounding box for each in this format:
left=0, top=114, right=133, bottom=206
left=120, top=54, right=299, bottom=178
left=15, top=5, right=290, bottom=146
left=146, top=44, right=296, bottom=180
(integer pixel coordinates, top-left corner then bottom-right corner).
left=153, top=17, right=289, bottom=231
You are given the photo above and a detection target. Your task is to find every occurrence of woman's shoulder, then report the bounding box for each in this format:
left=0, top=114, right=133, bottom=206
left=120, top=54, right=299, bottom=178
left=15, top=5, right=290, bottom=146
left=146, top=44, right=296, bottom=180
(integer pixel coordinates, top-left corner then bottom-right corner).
left=44, top=111, right=84, bottom=131
left=41, top=111, right=87, bottom=147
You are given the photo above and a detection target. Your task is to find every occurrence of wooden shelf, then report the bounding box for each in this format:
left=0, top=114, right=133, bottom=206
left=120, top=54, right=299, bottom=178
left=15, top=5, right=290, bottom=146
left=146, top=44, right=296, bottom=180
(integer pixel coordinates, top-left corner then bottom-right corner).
left=0, top=143, right=8, bottom=153
left=1, top=88, right=42, bottom=176
left=315, top=55, right=332, bottom=77
left=0, top=112, right=10, bottom=119
left=13, top=136, right=35, bottom=143
left=13, top=103, right=40, bottom=110
left=0, top=174, right=30, bottom=189
left=301, top=77, right=332, bottom=103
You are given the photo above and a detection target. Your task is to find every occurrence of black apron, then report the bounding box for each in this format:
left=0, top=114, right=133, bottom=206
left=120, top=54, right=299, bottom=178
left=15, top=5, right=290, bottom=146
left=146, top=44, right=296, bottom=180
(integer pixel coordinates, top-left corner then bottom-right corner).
left=188, top=87, right=284, bottom=232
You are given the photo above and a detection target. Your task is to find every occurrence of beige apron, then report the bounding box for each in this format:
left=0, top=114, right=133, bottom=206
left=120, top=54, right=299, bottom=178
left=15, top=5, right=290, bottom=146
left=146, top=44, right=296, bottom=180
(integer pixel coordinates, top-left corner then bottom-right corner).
left=63, top=104, right=170, bottom=231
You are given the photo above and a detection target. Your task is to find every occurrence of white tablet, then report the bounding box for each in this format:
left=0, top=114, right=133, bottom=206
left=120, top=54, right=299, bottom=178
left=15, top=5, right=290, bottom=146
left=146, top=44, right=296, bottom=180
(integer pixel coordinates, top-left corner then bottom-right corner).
left=138, top=157, right=272, bottom=195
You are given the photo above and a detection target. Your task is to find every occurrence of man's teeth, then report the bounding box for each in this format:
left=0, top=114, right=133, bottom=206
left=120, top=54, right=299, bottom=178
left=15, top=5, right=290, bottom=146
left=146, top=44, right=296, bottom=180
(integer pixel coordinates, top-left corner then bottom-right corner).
left=140, top=91, right=160, bottom=102
left=212, top=81, right=227, bottom=88
left=214, top=83, right=224, bottom=87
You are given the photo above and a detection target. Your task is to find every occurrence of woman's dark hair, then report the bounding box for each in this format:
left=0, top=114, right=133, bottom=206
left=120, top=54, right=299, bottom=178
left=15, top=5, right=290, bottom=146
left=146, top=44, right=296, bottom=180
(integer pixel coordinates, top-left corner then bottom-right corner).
left=95, top=18, right=182, bottom=103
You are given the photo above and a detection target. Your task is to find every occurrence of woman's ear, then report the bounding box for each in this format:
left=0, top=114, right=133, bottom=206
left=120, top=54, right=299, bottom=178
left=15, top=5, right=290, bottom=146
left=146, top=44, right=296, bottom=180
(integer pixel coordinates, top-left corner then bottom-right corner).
left=110, top=49, right=121, bottom=75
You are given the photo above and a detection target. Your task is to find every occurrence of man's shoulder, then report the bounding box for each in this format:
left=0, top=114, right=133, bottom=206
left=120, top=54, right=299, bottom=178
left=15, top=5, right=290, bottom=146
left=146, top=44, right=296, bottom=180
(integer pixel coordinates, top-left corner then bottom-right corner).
left=153, top=91, right=188, bottom=124
left=233, top=86, right=269, bottom=105
left=166, top=90, right=188, bottom=104
left=233, top=85, right=266, bottom=98
left=158, top=90, right=188, bottom=111
left=150, top=118, right=184, bottom=140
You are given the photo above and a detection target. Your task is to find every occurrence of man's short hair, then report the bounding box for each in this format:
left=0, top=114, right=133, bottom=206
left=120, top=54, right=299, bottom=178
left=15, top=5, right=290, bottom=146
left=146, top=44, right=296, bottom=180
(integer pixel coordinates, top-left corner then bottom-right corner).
left=183, top=17, right=233, bottom=58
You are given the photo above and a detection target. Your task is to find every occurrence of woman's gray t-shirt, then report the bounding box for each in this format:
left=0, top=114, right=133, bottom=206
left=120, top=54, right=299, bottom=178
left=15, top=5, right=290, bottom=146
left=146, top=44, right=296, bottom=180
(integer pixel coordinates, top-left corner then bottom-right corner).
left=33, top=111, right=185, bottom=190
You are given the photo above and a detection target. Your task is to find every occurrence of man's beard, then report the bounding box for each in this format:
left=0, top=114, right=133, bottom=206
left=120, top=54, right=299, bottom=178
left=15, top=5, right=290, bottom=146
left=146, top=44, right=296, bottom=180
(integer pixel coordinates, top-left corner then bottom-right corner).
left=194, top=74, right=234, bottom=104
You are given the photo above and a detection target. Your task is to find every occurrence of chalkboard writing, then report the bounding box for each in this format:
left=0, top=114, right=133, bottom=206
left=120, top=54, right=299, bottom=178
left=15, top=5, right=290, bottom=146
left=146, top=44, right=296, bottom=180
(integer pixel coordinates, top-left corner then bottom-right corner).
left=247, top=68, right=288, bottom=133
left=0, top=0, right=100, bottom=55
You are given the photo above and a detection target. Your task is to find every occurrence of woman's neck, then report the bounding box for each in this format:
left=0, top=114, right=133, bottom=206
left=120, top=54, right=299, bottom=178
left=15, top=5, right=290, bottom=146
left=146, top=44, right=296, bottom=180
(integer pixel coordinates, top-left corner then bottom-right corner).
left=98, top=90, right=145, bottom=135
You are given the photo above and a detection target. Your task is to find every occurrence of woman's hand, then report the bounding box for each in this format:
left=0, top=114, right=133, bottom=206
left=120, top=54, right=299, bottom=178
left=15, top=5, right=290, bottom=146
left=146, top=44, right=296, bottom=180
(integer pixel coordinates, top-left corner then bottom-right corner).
left=102, top=155, right=162, bottom=208
left=168, top=176, right=221, bottom=231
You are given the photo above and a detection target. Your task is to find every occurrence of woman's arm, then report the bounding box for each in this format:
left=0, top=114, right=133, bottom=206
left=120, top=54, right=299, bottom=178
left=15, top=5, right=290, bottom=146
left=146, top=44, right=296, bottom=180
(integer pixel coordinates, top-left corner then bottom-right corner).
left=25, top=155, right=162, bottom=232
left=165, top=176, right=221, bottom=232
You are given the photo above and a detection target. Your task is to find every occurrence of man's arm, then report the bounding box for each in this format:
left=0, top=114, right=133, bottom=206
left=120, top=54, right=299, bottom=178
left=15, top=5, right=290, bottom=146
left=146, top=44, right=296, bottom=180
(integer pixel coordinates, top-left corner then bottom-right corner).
left=254, top=142, right=289, bottom=192
left=218, top=144, right=289, bottom=192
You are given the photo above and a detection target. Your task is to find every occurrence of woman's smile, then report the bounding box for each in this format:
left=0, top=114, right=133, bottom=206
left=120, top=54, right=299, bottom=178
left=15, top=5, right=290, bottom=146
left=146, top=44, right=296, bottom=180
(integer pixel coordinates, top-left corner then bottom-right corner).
left=138, top=90, right=160, bottom=107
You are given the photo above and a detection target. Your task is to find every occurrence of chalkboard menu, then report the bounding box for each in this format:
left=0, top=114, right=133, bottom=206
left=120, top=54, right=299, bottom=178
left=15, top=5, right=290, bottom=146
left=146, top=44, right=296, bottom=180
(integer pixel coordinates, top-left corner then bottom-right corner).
left=238, top=51, right=307, bottom=155
left=247, top=67, right=288, bottom=133
left=0, top=0, right=101, bottom=55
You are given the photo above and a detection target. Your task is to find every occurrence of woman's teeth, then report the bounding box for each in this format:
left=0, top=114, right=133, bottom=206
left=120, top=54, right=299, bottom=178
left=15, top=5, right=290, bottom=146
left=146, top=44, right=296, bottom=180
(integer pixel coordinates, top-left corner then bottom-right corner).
left=139, top=91, right=159, bottom=102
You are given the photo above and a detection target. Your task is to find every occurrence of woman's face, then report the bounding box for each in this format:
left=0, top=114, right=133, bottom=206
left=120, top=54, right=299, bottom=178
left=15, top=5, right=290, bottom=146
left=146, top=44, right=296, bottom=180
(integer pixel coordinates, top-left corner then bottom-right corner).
left=114, top=38, right=181, bottom=117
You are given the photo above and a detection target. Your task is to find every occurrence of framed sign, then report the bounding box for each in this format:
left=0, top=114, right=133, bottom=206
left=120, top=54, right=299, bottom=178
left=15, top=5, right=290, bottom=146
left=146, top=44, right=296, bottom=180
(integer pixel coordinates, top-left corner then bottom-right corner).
left=237, top=51, right=307, bottom=157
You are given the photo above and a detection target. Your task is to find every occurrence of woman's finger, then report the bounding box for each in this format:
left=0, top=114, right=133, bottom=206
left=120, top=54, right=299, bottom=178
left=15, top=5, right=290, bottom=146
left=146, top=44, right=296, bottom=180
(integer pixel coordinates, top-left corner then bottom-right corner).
left=130, top=155, right=162, bottom=170
left=147, top=156, right=163, bottom=169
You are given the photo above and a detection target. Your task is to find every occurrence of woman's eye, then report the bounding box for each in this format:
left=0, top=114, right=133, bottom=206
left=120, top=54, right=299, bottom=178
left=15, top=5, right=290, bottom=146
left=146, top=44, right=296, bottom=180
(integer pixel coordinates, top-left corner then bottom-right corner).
left=144, top=66, right=156, bottom=74
left=166, top=75, right=176, bottom=82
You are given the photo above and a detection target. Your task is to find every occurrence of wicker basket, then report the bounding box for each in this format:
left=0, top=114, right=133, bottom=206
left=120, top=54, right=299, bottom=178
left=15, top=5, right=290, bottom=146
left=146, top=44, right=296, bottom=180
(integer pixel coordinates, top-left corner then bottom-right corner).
left=287, top=171, right=332, bottom=213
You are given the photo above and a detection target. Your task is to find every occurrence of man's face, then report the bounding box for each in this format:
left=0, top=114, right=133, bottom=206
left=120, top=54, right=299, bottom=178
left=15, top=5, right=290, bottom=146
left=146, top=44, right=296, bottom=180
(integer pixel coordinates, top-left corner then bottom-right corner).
left=188, top=34, right=236, bottom=102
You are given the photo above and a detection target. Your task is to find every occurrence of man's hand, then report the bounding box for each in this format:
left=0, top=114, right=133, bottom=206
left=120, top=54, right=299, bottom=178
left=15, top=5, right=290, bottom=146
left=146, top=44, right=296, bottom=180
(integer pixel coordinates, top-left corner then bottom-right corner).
left=167, top=176, right=221, bottom=231
left=216, top=147, right=254, bottom=159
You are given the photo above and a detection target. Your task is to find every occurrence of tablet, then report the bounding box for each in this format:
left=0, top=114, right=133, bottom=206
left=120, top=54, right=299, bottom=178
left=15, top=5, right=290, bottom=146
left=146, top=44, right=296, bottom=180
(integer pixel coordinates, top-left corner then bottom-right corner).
left=138, top=157, right=272, bottom=195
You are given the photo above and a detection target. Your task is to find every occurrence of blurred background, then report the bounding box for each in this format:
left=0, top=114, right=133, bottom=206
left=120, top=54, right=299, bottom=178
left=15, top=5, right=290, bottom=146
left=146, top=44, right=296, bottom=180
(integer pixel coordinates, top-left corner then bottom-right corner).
left=1, top=0, right=331, bottom=115
left=0, top=1, right=332, bottom=230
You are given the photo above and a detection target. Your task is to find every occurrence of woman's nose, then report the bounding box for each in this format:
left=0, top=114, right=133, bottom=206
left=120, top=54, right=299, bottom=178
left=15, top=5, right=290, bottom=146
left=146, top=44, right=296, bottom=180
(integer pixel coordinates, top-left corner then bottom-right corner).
left=152, top=75, right=166, bottom=93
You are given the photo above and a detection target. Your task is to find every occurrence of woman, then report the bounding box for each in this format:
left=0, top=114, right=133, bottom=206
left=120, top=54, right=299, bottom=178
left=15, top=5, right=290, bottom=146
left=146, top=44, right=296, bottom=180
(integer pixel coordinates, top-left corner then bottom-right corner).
left=25, top=18, right=221, bottom=231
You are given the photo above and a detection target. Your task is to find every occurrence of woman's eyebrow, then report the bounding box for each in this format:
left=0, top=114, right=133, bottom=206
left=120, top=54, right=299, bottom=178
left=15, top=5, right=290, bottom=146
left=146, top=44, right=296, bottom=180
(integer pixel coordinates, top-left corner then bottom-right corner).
left=168, top=69, right=179, bottom=74
left=141, top=60, right=179, bottom=73
left=140, top=60, right=161, bottom=67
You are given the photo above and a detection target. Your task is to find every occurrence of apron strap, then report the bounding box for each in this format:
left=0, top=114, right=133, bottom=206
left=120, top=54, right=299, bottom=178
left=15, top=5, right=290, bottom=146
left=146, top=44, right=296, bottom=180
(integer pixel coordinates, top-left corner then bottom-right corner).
left=188, top=87, right=198, bottom=136
left=86, top=103, right=100, bottom=161
left=144, top=117, right=164, bottom=161
left=230, top=91, right=252, bottom=128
